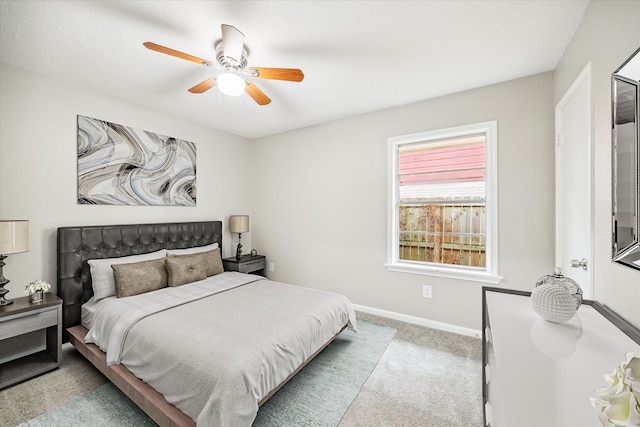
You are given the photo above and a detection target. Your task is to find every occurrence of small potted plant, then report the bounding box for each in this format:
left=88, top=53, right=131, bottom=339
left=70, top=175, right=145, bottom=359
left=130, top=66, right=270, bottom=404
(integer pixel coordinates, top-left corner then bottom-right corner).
left=24, top=280, right=51, bottom=303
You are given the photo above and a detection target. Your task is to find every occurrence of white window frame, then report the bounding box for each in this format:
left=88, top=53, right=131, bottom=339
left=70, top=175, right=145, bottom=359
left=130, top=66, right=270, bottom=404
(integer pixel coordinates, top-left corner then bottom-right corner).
left=386, top=121, right=502, bottom=284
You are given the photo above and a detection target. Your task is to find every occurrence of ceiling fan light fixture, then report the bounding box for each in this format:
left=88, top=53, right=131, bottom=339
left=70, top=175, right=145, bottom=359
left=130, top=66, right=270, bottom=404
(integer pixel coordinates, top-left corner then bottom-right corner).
left=217, top=72, right=245, bottom=96
left=144, top=24, right=303, bottom=106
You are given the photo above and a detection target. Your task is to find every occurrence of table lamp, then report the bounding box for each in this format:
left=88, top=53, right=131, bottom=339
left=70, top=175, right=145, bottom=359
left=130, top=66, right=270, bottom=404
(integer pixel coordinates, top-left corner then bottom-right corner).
left=0, top=220, right=29, bottom=306
left=229, top=215, right=249, bottom=260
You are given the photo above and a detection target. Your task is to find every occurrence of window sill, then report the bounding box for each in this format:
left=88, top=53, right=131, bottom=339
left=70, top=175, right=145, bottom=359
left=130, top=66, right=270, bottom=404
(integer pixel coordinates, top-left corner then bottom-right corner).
left=384, top=262, right=503, bottom=284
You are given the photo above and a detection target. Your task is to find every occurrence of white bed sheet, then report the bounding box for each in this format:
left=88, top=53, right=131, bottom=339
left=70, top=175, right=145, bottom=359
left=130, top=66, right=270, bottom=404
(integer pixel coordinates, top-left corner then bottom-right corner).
left=85, top=272, right=259, bottom=365
left=82, top=272, right=357, bottom=426
left=81, top=296, right=117, bottom=329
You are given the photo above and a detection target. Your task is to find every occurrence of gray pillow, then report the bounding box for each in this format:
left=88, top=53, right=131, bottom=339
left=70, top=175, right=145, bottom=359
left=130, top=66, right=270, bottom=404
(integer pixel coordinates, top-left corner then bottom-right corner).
left=111, top=258, right=168, bottom=297
left=166, top=254, right=207, bottom=287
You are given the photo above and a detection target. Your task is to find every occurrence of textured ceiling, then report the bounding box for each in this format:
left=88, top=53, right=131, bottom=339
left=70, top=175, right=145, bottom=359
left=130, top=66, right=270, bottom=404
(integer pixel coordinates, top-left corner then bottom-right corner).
left=0, top=1, right=589, bottom=139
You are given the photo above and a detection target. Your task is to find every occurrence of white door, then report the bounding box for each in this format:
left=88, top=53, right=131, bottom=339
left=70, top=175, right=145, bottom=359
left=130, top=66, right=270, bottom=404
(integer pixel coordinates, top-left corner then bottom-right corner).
left=555, top=64, right=593, bottom=299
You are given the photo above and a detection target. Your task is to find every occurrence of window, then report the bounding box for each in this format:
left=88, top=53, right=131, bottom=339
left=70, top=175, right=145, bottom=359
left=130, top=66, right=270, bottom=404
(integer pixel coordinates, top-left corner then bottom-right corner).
left=386, top=121, right=501, bottom=283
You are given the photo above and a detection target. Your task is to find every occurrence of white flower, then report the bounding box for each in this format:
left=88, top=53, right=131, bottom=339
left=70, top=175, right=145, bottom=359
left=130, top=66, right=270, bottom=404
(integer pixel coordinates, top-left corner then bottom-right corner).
left=592, top=353, right=640, bottom=427
left=24, top=280, right=51, bottom=295
left=628, top=356, right=640, bottom=393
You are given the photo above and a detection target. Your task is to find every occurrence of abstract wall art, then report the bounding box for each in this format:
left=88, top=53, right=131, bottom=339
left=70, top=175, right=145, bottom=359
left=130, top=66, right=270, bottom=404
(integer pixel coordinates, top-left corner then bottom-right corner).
left=77, top=115, right=196, bottom=206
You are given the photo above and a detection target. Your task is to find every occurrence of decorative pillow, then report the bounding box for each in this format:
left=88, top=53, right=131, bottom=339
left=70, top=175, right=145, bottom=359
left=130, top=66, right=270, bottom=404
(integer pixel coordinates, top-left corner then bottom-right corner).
left=165, top=255, right=207, bottom=287
left=202, top=248, right=224, bottom=276
left=172, top=248, right=224, bottom=277
left=111, top=258, right=168, bottom=298
left=88, top=249, right=167, bottom=301
left=166, top=243, right=219, bottom=256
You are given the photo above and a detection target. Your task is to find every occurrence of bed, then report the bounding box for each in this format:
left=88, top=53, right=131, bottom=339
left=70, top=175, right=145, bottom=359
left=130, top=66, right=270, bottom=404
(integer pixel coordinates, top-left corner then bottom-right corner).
left=57, top=220, right=356, bottom=426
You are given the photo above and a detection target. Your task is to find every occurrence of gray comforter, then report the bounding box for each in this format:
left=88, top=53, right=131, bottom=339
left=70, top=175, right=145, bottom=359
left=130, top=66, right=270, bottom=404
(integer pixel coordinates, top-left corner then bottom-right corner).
left=86, top=272, right=357, bottom=426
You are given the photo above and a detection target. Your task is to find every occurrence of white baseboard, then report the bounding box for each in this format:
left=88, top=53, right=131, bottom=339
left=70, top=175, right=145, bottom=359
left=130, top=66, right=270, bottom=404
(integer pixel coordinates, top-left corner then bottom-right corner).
left=352, top=303, right=482, bottom=339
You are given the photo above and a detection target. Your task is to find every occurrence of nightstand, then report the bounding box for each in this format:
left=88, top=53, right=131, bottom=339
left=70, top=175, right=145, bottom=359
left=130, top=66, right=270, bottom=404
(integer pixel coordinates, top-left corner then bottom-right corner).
left=223, top=254, right=266, bottom=277
left=0, top=293, right=62, bottom=390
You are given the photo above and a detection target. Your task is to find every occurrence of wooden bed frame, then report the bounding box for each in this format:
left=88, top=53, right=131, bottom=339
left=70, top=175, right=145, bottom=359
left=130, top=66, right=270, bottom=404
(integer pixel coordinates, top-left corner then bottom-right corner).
left=57, top=220, right=345, bottom=426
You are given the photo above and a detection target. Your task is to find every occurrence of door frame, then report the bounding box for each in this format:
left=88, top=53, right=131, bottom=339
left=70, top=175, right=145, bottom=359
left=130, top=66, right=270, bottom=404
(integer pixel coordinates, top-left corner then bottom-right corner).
left=555, top=62, right=594, bottom=299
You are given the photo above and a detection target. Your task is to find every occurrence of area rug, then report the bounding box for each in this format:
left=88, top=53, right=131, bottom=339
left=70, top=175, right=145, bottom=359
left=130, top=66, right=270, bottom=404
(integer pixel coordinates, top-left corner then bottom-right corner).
left=18, top=319, right=396, bottom=427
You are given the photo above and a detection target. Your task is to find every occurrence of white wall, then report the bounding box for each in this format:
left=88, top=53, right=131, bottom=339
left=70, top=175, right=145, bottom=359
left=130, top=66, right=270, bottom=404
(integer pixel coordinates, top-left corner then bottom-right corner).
left=251, top=72, right=556, bottom=330
left=3, top=1, right=636, bottom=333
left=0, top=63, right=253, bottom=299
left=553, top=0, right=640, bottom=328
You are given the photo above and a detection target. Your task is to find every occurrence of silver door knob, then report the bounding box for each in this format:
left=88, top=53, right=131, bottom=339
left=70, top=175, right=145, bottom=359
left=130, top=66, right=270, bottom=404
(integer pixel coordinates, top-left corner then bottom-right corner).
left=570, top=258, right=588, bottom=270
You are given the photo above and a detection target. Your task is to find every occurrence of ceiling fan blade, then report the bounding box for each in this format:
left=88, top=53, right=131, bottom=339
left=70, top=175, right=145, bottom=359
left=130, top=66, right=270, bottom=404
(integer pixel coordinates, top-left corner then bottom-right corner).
left=188, top=78, right=216, bottom=94
left=248, top=67, right=304, bottom=82
left=245, top=81, right=271, bottom=105
left=221, top=24, right=245, bottom=63
left=143, top=42, right=214, bottom=67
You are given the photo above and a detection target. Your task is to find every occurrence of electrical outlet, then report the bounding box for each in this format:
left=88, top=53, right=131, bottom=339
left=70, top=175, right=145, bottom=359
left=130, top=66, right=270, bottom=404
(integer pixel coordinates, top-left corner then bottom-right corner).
left=269, top=262, right=275, bottom=272
left=422, top=285, right=432, bottom=299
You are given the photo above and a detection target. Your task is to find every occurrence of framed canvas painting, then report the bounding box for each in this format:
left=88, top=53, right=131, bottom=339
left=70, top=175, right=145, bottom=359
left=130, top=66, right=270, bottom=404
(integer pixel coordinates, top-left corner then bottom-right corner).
left=77, top=115, right=196, bottom=206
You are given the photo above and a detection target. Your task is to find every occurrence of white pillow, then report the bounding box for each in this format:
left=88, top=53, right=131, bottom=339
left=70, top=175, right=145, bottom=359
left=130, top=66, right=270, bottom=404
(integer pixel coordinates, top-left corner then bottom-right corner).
left=88, top=249, right=168, bottom=301
left=166, top=243, right=219, bottom=256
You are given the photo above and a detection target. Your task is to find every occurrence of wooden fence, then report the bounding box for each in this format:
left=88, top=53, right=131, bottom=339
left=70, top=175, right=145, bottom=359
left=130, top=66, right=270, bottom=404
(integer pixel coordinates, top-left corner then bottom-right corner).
left=399, top=204, right=486, bottom=267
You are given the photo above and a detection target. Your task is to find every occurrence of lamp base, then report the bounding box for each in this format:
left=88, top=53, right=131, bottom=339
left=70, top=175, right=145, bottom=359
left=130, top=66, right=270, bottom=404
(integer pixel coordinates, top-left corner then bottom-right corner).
left=0, top=255, right=14, bottom=305
left=0, top=279, right=13, bottom=307
left=235, top=232, right=243, bottom=260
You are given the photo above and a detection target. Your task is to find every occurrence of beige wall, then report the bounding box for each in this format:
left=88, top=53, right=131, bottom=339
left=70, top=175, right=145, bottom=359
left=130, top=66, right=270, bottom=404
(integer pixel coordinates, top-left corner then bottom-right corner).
left=553, top=0, right=640, bottom=328
left=0, top=63, right=253, bottom=298
left=251, top=72, right=556, bottom=331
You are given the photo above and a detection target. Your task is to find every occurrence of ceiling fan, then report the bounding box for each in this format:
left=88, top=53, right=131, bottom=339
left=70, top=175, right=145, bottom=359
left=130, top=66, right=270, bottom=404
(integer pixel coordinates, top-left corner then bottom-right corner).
left=143, top=24, right=304, bottom=105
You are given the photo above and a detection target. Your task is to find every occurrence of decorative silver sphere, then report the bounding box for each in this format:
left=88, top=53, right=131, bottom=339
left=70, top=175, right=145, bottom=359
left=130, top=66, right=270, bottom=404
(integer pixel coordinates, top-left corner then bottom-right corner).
left=531, top=268, right=583, bottom=323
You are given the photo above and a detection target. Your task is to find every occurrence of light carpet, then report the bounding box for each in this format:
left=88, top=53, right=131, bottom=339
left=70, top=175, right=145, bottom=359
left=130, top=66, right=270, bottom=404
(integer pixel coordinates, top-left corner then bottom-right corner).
left=15, top=319, right=397, bottom=427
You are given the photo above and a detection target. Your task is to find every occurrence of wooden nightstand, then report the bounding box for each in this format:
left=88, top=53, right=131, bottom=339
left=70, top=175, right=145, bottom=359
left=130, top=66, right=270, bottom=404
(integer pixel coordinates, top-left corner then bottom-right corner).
left=0, top=293, right=62, bottom=389
left=223, top=254, right=266, bottom=277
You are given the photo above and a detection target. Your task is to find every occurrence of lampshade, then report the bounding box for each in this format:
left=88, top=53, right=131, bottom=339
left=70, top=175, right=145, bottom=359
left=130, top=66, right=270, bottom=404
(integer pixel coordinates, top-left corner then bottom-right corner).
left=218, top=73, right=246, bottom=96
left=0, top=220, right=29, bottom=255
left=229, top=215, right=249, bottom=233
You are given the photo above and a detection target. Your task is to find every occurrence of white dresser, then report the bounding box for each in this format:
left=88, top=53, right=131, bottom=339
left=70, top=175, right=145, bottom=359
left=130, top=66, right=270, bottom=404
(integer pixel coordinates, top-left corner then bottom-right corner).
left=483, top=287, right=640, bottom=427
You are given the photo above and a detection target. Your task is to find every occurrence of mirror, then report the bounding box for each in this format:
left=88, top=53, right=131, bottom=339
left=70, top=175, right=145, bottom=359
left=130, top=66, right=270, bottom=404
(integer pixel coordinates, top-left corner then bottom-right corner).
left=612, top=47, right=640, bottom=271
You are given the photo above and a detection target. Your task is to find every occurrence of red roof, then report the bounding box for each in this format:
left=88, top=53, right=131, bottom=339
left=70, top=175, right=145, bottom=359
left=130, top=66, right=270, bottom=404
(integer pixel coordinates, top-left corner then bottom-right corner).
left=399, top=144, right=485, bottom=185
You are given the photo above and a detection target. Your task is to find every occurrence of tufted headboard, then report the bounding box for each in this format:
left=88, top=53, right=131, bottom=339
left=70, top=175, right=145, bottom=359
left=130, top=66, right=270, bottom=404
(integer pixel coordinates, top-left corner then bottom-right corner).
left=57, top=221, right=222, bottom=337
